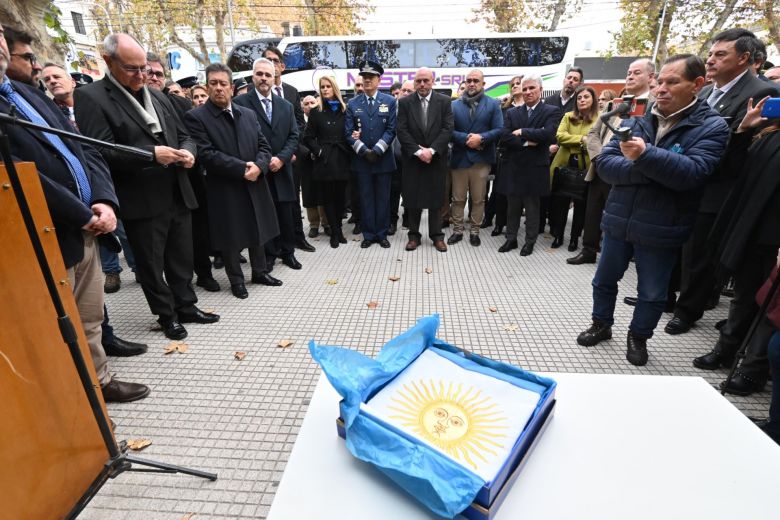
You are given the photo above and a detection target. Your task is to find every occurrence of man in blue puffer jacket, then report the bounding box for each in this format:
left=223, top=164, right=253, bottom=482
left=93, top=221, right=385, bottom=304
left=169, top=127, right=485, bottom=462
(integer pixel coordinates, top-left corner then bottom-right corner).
left=576, top=54, right=730, bottom=366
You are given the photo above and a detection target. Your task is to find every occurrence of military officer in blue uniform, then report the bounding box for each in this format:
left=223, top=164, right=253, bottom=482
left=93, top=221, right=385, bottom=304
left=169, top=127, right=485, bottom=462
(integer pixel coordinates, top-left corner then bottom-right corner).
left=345, top=60, right=397, bottom=248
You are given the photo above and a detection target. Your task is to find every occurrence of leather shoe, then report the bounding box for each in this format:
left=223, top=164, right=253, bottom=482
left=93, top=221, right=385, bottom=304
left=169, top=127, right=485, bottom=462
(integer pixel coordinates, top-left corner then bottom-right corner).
left=693, top=350, right=734, bottom=370
left=101, top=379, right=151, bottom=403
left=567, top=238, right=578, bottom=252
left=388, top=223, right=397, bottom=236
left=103, top=336, right=148, bottom=357
left=626, top=333, right=649, bottom=366
left=406, top=240, right=419, bottom=251
left=577, top=320, right=612, bottom=347
left=520, top=243, right=534, bottom=256
left=330, top=235, right=340, bottom=248
left=379, top=239, right=391, bottom=248
left=231, top=283, right=248, bottom=299
left=720, top=372, right=766, bottom=396
left=551, top=236, right=564, bottom=248
left=491, top=226, right=504, bottom=237
left=353, top=223, right=361, bottom=235
left=434, top=240, right=448, bottom=252
left=361, top=239, right=373, bottom=248
left=664, top=316, right=692, bottom=335
left=178, top=307, right=220, bottom=324
left=308, top=228, right=319, bottom=238
left=282, top=255, right=302, bottom=269
left=252, top=273, right=283, bottom=286
left=447, top=233, right=463, bottom=245
left=295, top=239, right=316, bottom=252
left=196, top=276, right=220, bottom=292
left=159, top=319, right=187, bottom=340
left=470, top=234, right=481, bottom=246
left=567, top=251, right=596, bottom=264
left=498, top=240, right=518, bottom=253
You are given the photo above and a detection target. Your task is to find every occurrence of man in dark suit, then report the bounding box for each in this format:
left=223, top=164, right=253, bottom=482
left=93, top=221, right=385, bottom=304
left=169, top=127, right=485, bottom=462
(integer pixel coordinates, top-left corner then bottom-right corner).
left=666, top=29, right=780, bottom=342
left=234, top=57, right=303, bottom=271
left=74, top=33, right=219, bottom=341
left=184, top=63, right=279, bottom=299
left=397, top=67, right=454, bottom=252
left=449, top=69, right=504, bottom=247
left=0, top=24, right=148, bottom=402
left=497, top=75, right=560, bottom=256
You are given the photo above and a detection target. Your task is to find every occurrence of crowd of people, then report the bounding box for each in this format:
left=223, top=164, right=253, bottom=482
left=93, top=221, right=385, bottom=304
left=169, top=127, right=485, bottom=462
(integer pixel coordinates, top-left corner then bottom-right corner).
left=1, top=22, right=779, bottom=444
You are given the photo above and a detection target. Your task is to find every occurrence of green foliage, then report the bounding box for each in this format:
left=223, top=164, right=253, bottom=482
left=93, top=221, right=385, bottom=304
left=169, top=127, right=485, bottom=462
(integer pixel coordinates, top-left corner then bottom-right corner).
left=44, top=2, right=72, bottom=46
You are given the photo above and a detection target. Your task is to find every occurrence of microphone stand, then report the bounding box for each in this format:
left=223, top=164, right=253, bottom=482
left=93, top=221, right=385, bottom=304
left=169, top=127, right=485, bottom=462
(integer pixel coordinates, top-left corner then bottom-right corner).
left=0, top=109, right=216, bottom=520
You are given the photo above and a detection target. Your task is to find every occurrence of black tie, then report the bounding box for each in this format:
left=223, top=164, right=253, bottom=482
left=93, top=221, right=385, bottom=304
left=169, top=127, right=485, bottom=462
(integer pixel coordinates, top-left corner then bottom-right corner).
left=368, top=97, right=374, bottom=108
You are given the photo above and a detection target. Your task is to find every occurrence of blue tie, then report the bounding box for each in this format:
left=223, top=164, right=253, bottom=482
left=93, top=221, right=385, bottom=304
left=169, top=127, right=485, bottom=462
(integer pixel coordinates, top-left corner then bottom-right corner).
left=262, top=98, right=272, bottom=121
left=0, top=78, right=92, bottom=204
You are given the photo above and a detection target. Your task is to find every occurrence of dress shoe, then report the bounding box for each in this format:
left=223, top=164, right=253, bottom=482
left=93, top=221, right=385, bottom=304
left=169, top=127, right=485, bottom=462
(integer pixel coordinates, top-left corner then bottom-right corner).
left=551, top=236, right=564, bottom=248
left=104, top=273, right=121, bottom=294
left=498, top=240, right=518, bottom=253
left=480, top=218, right=493, bottom=229
left=520, top=243, right=534, bottom=256
left=567, top=238, right=579, bottom=252
left=491, top=226, right=504, bottom=237
left=308, top=227, right=319, bottom=238
left=178, top=307, right=220, bottom=324
left=664, top=316, right=692, bottom=335
left=405, top=240, right=419, bottom=251
left=101, top=379, right=151, bottom=403
left=353, top=223, right=361, bottom=235
left=434, top=240, right=448, bottom=252
left=470, top=234, right=481, bottom=246
left=196, top=276, right=220, bottom=292
left=361, top=239, right=373, bottom=248
left=388, top=223, right=397, bottom=236
left=447, top=233, right=463, bottom=245
left=295, top=239, right=316, bottom=252
left=239, top=253, right=247, bottom=263
left=252, top=272, right=283, bottom=286
left=338, top=232, right=347, bottom=244
left=231, top=283, right=248, bottom=299
left=720, top=372, right=766, bottom=396
left=626, top=333, right=649, bottom=366
left=567, top=250, right=596, bottom=265
left=212, top=256, right=224, bottom=269
left=577, top=320, right=612, bottom=347
left=379, top=239, right=391, bottom=248
left=158, top=319, right=187, bottom=340
left=330, top=235, right=340, bottom=248
left=282, top=255, right=302, bottom=270
left=103, top=336, right=148, bottom=357
left=693, top=350, right=735, bottom=370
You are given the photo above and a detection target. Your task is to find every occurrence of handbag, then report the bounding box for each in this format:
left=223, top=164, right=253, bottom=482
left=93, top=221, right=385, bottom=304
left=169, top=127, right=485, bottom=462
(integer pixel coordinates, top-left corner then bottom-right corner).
left=552, top=148, right=588, bottom=200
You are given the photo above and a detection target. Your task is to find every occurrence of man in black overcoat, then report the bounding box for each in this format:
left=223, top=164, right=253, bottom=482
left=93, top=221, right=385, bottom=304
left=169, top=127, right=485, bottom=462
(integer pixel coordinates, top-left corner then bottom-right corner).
left=184, top=63, right=280, bottom=299
left=397, top=67, right=454, bottom=252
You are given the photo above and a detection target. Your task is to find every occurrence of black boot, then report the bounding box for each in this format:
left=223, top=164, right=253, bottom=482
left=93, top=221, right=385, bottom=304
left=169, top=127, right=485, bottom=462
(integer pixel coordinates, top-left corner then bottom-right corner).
left=577, top=320, right=612, bottom=347
left=626, top=332, right=648, bottom=366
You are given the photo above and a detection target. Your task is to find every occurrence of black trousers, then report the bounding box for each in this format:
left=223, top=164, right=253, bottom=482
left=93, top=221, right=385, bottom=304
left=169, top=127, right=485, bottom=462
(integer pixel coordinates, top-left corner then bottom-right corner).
left=538, top=195, right=551, bottom=233
left=716, top=245, right=779, bottom=358
left=550, top=191, right=587, bottom=241
left=223, top=246, right=264, bottom=285
left=506, top=195, right=540, bottom=245
left=266, top=199, right=296, bottom=264
left=389, top=167, right=403, bottom=225
left=191, top=203, right=213, bottom=280
left=348, top=171, right=361, bottom=222
left=739, top=316, right=775, bottom=382
left=407, top=207, right=443, bottom=242
left=675, top=212, right=720, bottom=323
left=123, top=201, right=197, bottom=321
left=322, top=180, right=348, bottom=235
left=582, top=175, right=611, bottom=253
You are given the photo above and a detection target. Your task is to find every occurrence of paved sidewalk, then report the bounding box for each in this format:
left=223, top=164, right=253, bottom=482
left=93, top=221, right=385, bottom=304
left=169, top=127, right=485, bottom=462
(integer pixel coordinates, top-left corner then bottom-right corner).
left=82, top=217, right=772, bottom=519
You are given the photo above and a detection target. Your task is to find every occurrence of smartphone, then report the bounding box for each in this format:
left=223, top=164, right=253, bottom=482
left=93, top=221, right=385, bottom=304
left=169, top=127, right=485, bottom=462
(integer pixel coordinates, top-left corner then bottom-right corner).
left=760, top=97, right=780, bottom=119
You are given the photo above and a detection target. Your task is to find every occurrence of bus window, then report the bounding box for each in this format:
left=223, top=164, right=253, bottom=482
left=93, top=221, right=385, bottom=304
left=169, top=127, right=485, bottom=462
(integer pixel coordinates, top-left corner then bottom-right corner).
left=416, top=40, right=454, bottom=68
left=346, top=40, right=414, bottom=69
left=283, top=41, right=347, bottom=71
left=508, top=37, right=568, bottom=66
left=227, top=41, right=267, bottom=72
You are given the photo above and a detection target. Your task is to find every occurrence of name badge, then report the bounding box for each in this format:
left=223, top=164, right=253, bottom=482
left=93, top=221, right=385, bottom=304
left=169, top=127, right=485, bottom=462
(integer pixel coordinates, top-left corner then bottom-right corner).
left=379, top=104, right=389, bottom=113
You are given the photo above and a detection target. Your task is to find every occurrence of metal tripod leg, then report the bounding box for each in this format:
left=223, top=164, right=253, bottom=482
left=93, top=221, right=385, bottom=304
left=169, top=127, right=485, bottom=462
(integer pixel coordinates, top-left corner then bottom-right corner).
left=124, top=454, right=218, bottom=480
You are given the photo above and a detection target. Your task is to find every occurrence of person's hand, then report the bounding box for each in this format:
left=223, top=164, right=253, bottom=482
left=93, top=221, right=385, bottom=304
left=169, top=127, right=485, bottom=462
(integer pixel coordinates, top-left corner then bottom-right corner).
left=549, top=144, right=559, bottom=155
left=291, top=153, right=297, bottom=164
left=244, top=162, right=261, bottom=181
left=737, top=96, right=770, bottom=132
left=512, top=128, right=523, bottom=137
left=154, top=146, right=186, bottom=165
left=619, top=136, right=646, bottom=161
left=269, top=157, right=284, bottom=172
left=417, top=146, right=433, bottom=163
left=89, top=203, right=117, bottom=234
left=177, top=149, right=195, bottom=169
left=364, top=151, right=378, bottom=163
left=466, top=133, right=482, bottom=149
left=351, top=130, right=361, bottom=139
left=82, top=214, right=99, bottom=231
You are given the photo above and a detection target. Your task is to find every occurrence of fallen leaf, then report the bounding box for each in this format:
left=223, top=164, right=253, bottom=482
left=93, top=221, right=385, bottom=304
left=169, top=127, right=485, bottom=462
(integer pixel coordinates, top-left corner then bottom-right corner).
left=367, top=301, right=380, bottom=309
left=325, top=278, right=338, bottom=285
left=396, top=258, right=402, bottom=262
left=164, top=341, right=188, bottom=355
left=234, top=351, right=246, bottom=360
left=503, top=324, right=519, bottom=332
left=126, top=438, right=152, bottom=451
left=488, top=306, right=498, bottom=313
left=388, top=275, right=401, bottom=282
left=182, top=514, right=196, bottom=520
left=277, top=339, right=293, bottom=349
left=352, top=237, right=361, bottom=242
left=424, top=267, right=433, bottom=274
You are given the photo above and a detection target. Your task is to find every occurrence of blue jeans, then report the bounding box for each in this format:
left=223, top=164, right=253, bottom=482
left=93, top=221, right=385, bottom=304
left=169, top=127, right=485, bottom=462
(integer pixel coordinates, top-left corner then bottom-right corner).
left=767, top=330, right=780, bottom=432
left=592, top=234, right=678, bottom=338
left=100, top=220, right=136, bottom=273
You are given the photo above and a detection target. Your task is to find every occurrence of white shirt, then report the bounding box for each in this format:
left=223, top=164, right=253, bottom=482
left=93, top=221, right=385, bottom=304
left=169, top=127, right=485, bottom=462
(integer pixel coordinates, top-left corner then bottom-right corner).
left=414, top=92, right=435, bottom=157
left=255, top=89, right=273, bottom=104
left=713, top=69, right=749, bottom=94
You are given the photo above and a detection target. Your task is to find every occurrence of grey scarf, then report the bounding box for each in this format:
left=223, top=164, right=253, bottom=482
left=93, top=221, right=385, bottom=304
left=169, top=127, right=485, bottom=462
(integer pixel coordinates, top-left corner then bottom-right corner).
left=461, top=90, right=484, bottom=119
left=106, top=70, right=162, bottom=134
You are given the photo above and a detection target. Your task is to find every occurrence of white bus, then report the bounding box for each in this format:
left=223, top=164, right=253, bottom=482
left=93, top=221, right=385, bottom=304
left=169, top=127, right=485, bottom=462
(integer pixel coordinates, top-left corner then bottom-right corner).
left=227, top=33, right=573, bottom=98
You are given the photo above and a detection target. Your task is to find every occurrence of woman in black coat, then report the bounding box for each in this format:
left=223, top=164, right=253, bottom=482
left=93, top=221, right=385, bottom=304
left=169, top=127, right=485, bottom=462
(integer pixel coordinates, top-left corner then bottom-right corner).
left=303, top=76, right=352, bottom=248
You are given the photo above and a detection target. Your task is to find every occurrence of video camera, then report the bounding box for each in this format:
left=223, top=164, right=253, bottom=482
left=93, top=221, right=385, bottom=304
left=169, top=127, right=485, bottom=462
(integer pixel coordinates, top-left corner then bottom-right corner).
left=600, top=95, right=649, bottom=141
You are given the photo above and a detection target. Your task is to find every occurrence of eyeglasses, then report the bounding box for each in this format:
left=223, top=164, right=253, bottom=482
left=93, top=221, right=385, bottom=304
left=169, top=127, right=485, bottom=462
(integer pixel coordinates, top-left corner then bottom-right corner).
left=146, top=69, right=165, bottom=79
left=465, top=78, right=481, bottom=84
left=114, top=58, right=148, bottom=75
left=11, top=52, right=38, bottom=65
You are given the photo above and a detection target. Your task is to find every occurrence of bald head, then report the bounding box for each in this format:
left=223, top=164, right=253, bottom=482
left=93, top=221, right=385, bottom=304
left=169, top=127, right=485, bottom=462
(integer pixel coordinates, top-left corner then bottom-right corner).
left=414, top=67, right=434, bottom=97
left=103, top=33, right=147, bottom=92
left=625, top=58, right=655, bottom=96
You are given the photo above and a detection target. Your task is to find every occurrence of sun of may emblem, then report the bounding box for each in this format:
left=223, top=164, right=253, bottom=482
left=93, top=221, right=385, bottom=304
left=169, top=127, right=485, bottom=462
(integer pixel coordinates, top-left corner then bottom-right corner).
left=388, top=379, right=508, bottom=469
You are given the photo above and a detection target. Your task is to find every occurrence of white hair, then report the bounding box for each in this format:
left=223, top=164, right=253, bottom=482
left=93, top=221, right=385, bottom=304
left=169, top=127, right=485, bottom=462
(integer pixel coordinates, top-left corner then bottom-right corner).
left=252, top=57, right=274, bottom=70
left=521, top=74, right=543, bottom=89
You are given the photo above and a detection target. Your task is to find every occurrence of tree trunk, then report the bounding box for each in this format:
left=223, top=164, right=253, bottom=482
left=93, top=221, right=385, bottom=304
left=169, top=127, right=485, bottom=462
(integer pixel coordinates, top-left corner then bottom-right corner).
left=214, top=10, right=226, bottom=62
left=766, top=0, right=780, bottom=55
left=697, top=0, right=739, bottom=56
left=0, top=0, right=62, bottom=63
left=547, top=0, right=567, bottom=31
left=656, top=0, right=676, bottom=63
